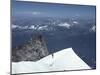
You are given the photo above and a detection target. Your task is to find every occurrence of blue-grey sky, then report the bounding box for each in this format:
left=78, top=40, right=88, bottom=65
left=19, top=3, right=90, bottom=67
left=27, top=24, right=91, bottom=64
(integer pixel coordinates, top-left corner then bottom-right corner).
left=12, top=0, right=96, bottom=19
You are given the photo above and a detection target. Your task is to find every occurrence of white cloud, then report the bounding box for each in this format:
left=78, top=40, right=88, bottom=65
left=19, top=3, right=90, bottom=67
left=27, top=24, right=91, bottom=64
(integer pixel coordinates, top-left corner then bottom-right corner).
left=32, top=11, right=41, bottom=15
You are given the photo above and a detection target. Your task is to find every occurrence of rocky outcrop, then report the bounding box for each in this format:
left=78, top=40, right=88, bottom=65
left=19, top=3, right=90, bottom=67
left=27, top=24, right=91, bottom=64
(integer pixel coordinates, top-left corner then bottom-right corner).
left=12, top=34, right=49, bottom=62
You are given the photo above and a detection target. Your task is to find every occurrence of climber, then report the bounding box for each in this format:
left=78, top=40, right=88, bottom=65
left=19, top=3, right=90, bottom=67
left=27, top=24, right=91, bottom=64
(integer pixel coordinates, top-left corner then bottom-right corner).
left=52, top=53, right=54, bottom=58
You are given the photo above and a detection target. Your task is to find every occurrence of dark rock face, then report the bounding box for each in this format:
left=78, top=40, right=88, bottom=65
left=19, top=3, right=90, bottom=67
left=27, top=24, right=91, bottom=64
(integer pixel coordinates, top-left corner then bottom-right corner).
left=12, top=34, right=49, bottom=62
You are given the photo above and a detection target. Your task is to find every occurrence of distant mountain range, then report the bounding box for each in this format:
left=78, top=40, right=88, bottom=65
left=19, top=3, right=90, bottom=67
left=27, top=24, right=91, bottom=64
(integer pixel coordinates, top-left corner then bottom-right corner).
left=12, top=17, right=95, bottom=35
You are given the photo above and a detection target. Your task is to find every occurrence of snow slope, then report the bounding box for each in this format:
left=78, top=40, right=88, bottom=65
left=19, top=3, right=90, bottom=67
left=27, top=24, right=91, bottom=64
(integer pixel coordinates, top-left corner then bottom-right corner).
left=12, top=48, right=91, bottom=74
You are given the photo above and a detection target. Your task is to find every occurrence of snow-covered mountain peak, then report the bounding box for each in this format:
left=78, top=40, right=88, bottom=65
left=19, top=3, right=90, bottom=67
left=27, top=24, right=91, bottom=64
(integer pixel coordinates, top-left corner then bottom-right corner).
left=89, top=25, right=96, bottom=32
left=73, top=21, right=79, bottom=24
left=12, top=48, right=91, bottom=74
left=12, top=24, right=18, bottom=29
left=58, top=22, right=71, bottom=29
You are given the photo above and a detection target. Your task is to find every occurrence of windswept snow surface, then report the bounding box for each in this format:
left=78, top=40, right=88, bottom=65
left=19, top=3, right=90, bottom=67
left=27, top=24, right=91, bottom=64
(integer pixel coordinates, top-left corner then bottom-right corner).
left=12, top=48, right=91, bottom=74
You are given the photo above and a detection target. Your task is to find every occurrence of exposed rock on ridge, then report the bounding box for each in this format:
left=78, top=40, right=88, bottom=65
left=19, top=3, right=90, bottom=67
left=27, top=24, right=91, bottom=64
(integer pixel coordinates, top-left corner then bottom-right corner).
left=12, top=34, right=49, bottom=62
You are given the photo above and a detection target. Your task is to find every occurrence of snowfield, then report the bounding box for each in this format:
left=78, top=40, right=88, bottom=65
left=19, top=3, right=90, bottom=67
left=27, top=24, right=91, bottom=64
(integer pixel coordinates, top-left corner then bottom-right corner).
left=12, top=48, right=91, bottom=74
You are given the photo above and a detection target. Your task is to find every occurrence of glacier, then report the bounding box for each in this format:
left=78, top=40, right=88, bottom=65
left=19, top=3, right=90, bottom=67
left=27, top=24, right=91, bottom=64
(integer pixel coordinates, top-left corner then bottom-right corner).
left=12, top=48, right=91, bottom=74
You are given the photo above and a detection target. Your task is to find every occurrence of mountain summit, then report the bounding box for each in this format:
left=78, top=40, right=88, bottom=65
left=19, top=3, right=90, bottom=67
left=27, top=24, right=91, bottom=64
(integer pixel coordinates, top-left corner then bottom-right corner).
left=12, top=48, right=91, bottom=74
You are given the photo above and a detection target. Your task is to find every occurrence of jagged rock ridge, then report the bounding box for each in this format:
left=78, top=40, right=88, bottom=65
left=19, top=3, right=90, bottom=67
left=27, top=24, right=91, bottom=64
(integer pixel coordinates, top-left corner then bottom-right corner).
left=12, top=34, right=49, bottom=62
